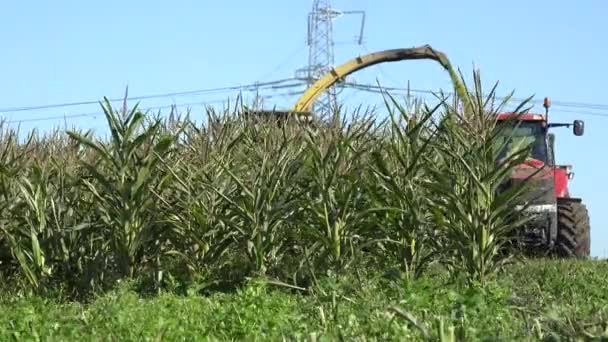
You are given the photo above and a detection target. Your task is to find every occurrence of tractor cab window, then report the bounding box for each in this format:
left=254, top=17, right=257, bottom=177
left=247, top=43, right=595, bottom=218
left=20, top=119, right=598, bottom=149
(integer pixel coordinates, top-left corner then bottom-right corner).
left=494, top=121, right=548, bottom=163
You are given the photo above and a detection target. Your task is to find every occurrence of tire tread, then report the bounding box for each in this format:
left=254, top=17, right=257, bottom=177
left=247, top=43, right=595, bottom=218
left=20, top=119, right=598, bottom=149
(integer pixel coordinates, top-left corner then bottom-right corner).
left=555, top=200, right=590, bottom=257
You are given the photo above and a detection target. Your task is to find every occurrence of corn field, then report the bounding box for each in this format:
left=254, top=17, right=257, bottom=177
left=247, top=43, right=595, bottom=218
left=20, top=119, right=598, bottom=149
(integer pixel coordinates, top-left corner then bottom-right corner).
left=0, top=75, right=537, bottom=299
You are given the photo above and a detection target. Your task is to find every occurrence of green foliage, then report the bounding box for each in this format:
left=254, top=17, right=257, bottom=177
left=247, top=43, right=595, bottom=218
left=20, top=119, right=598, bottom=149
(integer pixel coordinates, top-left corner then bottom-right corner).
left=67, top=98, right=178, bottom=280
left=300, top=111, right=378, bottom=273
left=367, top=96, right=442, bottom=280
left=0, top=69, right=597, bottom=340
left=212, top=119, right=307, bottom=276
left=0, top=260, right=605, bottom=340
left=0, top=71, right=552, bottom=300
left=426, top=74, right=537, bottom=286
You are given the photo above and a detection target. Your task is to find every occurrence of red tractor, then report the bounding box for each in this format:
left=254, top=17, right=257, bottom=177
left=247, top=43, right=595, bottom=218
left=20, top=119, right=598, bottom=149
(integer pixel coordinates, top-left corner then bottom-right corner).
left=495, top=97, right=590, bottom=257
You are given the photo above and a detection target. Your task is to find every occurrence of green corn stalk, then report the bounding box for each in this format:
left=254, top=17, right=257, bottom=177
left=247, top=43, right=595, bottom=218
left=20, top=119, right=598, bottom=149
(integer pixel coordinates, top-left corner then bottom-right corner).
left=209, top=118, right=307, bottom=276
left=299, top=109, right=377, bottom=272
left=0, top=129, right=52, bottom=290
left=44, top=137, right=104, bottom=295
left=161, top=143, right=238, bottom=285
left=67, top=97, right=177, bottom=279
left=367, top=93, right=443, bottom=279
left=436, top=318, right=456, bottom=342
left=427, top=71, right=537, bottom=286
left=14, top=166, right=53, bottom=284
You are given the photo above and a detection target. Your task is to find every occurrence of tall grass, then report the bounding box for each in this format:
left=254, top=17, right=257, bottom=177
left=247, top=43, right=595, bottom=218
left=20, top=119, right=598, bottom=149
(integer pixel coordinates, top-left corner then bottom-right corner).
left=0, top=72, right=536, bottom=297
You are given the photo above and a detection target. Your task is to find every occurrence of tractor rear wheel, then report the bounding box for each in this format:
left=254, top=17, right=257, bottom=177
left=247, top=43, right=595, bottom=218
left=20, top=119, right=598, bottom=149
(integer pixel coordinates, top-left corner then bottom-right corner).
left=555, top=200, right=590, bottom=257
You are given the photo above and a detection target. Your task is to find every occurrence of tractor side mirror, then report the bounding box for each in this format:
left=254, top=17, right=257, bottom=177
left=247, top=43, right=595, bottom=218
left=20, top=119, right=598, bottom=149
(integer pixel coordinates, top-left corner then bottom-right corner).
left=573, top=120, right=584, bottom=136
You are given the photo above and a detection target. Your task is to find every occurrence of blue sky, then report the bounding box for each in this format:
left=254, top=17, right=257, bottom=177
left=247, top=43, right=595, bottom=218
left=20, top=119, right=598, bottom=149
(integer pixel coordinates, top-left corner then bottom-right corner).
left=1, top=1, right=606, bottom=256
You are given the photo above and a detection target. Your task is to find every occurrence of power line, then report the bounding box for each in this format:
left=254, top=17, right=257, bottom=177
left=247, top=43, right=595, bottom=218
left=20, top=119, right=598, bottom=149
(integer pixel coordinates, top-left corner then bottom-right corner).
left=546, top=108, right=608, bottom=118
left=0, top=78, right=304, bottom=115
left=5, top=99, right=227, bottom=124
left=339, top=82, right=608, bottom=117
left=4, top=90, right=306, bottom=124
left=4, top=77, right=608, bottom=123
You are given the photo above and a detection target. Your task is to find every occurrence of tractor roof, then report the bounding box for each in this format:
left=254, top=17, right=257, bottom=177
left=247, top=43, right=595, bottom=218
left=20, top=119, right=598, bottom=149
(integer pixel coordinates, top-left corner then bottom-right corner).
left=496, top=112, right=546, bottom=122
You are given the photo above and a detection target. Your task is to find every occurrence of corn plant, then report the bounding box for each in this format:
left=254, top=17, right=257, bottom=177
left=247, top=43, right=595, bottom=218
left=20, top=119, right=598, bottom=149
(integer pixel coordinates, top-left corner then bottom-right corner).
left=427, top=72, right=537, bottom=285
left=209, top=116, right=307, bottom=276
left=67, top=97, right=177, bottom=279
left=0, top=66, right=549, bottom=295
left=299, top=110, right=378, bottom=273
left=366, top=95, right=444, bottom=280
left=0, top=129, right=91, bottom=293
left=0, top=129, right=47, bottom=289
left=44, top=145, right=105, bottom=296
left=159, top=113, right=244, bottom=287
left=11, top=165, right=54, bottom=286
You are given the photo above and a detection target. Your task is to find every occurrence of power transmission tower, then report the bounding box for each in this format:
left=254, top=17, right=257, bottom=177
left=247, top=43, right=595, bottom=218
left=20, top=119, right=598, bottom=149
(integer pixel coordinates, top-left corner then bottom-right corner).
left=295, top=0, right=365, bottom=118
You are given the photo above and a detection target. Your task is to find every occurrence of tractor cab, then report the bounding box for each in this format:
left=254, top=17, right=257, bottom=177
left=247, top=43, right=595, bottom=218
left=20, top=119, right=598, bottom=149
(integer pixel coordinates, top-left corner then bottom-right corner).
left=493, top=97, right=584, bottom=184
left=494, top=112, right=552, bottom=165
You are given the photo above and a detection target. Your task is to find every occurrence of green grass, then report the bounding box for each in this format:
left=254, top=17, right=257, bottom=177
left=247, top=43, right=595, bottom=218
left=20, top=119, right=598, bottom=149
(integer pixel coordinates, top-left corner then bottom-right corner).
left=0, top=259, right=605, bottom=341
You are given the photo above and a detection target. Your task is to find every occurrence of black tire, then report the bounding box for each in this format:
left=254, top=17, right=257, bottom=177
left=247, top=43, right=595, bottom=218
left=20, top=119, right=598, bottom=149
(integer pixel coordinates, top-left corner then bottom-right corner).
left=555, top=200, right=590, bottom=257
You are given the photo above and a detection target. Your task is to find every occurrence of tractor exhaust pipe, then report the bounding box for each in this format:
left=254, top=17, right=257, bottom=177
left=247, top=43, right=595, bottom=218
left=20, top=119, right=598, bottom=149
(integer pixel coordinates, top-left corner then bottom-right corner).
left=543, top=97, right=551, bottom=123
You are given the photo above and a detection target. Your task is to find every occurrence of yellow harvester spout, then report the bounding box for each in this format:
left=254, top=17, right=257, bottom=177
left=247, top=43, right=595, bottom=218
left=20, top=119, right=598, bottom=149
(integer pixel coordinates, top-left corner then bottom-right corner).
left=291, top=44, right=470, bottom=114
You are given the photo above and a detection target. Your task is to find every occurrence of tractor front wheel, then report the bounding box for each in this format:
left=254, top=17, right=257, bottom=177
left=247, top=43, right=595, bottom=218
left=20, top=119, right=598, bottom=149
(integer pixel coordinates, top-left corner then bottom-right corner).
left=554, top=199, right=590, bottom=257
